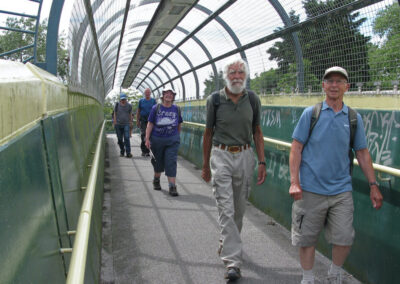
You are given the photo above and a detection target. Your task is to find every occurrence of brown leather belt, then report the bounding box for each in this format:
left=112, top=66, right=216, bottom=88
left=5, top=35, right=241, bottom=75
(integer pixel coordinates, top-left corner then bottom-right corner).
left=214, top=144, right=250, bottom=153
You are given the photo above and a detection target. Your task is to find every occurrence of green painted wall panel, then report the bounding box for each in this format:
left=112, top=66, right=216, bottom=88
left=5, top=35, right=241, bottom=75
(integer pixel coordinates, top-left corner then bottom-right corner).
left=51, top=111, right=85, bottom=230
left=179, top=103, right=400, bottom=284
left=0, top=125, right=66, bottom=283
left=41, top=117, right=72, bottom=257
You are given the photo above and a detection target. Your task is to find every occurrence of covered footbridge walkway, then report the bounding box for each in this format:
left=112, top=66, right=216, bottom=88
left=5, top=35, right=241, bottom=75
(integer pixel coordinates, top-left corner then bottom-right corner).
left=1, top=1, right=399, bottom=283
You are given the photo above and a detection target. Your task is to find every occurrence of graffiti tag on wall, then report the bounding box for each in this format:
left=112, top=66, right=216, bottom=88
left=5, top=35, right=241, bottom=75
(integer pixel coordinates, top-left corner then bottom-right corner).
left=363, top=111, right=400, bottom=166
left=261, top=109, right=281, bottom=128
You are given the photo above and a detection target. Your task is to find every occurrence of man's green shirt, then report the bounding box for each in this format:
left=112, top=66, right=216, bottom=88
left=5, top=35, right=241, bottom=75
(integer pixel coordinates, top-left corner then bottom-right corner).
left=206, top=88, right=261, bottom=146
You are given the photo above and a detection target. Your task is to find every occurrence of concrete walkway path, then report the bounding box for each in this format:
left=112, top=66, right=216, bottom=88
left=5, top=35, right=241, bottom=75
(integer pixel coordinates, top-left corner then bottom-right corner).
left=101, top=134, right=360, bottom=284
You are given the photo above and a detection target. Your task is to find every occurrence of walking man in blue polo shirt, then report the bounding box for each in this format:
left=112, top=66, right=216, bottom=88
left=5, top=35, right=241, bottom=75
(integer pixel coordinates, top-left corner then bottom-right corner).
left=289, top=66, right=383, bottom=284
left=136, top=88, right=156, bottom=157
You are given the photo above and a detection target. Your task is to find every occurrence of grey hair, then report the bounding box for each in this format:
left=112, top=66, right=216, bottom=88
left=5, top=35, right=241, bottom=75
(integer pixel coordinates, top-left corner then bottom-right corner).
left=222, top=58, right=249, bottom=81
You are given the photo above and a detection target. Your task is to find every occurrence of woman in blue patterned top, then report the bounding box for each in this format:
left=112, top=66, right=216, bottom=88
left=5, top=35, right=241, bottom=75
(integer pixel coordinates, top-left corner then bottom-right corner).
left=145, top=87, right=183, bottom=196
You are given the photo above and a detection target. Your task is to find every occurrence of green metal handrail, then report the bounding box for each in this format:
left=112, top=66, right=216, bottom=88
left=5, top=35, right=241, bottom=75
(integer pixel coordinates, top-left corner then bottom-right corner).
left=66, top=120, right=105, bottom=284
left=182, top=121, right=400, bottom=178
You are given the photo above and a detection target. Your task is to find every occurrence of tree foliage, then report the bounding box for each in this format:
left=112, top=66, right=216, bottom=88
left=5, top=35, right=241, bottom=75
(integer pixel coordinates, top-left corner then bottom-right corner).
left=266, top=0, right=370, bottom=91
left=203, top=70, right=225, bottom=98
left=0, top=17, right=68, bottom=82
left=368, top=3, right=400, bottom=88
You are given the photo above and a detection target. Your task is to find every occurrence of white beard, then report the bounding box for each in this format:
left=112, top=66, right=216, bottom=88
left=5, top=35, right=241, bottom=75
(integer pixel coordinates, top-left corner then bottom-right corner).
left=226, top=78, right=245, bottom=94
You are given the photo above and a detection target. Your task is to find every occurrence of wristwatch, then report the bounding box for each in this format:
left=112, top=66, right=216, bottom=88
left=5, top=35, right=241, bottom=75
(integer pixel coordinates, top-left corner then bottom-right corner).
left=258, top=161, right=266, bottom=166
left=369, top=181, right=379, bottom=187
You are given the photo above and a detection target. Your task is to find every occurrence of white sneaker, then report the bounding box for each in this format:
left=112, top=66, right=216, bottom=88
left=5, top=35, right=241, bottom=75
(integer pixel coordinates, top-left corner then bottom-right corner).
left=324, top=273, right=343, bottom=284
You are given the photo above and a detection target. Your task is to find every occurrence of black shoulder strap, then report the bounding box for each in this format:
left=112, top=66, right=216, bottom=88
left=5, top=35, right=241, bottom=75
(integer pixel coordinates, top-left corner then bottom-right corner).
left=211, top=91, right=220, bottom=127
left=348, top=106, right=358, bottom=175
left=114, top=102, right=119, bottom=113
left=309, top=102, right=323, bottom=138
left=156, top=103, right=160, bottom=114
left=247, top=90, right=258, bottom=134
left=348, top=106, right=357, bottom=149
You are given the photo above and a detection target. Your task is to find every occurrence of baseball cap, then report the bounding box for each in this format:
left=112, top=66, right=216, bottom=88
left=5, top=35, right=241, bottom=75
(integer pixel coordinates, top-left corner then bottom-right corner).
left=162, top=87, right=176, bottom=95
left=323, top=66, right=349, bottom=81
left=120, top=93, right=127, bottom=100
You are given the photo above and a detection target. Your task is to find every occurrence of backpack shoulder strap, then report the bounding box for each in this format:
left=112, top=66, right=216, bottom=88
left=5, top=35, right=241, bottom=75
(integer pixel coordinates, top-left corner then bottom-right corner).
left=347, top=106, right=358, bottom=175
left=309, top=102, right=323, bottom=138
left=114, top=102, right=119, bottom=113
left=247, top=90, right=258, bottom=133
left=348, top=106, right=358, bottom=149
left=211, top=91, right=220, bottom=127
left=156, top=103, right=161, bottom=113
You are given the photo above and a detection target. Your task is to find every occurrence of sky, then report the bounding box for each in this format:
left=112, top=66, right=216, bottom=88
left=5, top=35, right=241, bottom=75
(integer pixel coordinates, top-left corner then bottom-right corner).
left=0, top=0, right=74, bottom=34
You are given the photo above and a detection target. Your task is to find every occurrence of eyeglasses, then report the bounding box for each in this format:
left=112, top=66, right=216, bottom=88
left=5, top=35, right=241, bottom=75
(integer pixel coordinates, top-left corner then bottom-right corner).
left=324, top=79, right=348, bottom=85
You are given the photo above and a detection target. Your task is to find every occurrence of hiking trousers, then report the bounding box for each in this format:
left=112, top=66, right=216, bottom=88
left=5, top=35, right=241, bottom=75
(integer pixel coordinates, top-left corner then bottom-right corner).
left=210, top=146, right=256, bottom=268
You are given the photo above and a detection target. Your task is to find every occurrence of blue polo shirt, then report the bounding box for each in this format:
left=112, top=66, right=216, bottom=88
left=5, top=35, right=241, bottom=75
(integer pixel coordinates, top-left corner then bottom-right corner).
left=292, top=101, right=367, bottom=195
left=138, top=98, right=156, bottom=119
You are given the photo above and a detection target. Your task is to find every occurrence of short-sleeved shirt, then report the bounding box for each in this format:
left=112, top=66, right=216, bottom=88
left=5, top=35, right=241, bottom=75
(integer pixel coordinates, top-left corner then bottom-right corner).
left=292, top=101, right=367, bottom=195
left=148, top=104, right=183, bottom=137
left=205, top=88, right=261, bottom=146
left=138, top=98, right=156, bottom=119
left=115, top=102, right=132, bottom=125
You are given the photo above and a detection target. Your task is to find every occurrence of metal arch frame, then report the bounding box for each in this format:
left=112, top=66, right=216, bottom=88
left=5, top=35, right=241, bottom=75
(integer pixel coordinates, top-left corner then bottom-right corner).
left=154, top=51, right=186, bottom=100
left=0, top=1, right=42, bottom=63
left=81, top=0, right=106, bottom=95
left=194, top=3, right=249, bottom=87
left=108, top=21, right=190, bottom=98
left=137, top=71, right=158, bottom=91
left=37, top=0, right=64, bottom=74
left=141, top=66, right=164, bottom=88
left=162, top=40, right=199, bottom=99
left=267, top=0, right=304, bottom=92
left=148, top=59, right=176, bottom=92
left=136, top=0, right=237, bottom=94
left=154, top=0, right=381, bottom=90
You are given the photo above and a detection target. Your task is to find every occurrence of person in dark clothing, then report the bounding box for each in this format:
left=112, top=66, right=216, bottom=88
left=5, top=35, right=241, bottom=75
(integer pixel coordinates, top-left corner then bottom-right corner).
left=113, top=93, right=133, bottom=158
left=136, top=88, right=157, bottom=156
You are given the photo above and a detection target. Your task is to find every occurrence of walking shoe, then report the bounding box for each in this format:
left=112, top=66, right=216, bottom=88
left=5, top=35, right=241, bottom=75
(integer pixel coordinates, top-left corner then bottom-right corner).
left=126, top=153, right=132, bottom=158
left=145, top=153, right=150, bottom=157
left=301, top=280, right=314, bottom=284
left=224, top=267, right=241, bottom=281
left=169, top=185, right=178, bottom=196
left=141, top=152, right=145, bottom=157
left=120, top=152, right=124, bottom=157
left=153, top=178, right=161, bottom=190
left=217, top=239, right=223, bottom=256
left=324, top=273, right=343, bottom=284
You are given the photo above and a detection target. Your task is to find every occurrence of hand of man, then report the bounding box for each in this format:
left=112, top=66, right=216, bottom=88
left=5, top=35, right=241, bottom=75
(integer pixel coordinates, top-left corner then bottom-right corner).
left=202, top=167, right=211, bottom=183
left=289, top=183, right=302, bottom=200
left=145, top=139, right=151, bottom=149
left=257, top=165, right=266, bottom=185
left=370, top=186, right=383, bottom=210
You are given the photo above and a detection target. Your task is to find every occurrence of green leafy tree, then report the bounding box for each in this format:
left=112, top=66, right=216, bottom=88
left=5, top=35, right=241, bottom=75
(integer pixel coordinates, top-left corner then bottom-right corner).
left=203, top=70, right=225, bottom=98
left=0, top=17, right=68, bottom=82
left=267, top=0, right=370, bottom=91
left=368, top=3, right=400, bottom=89
left=250, top=69, right=279, bottom=94
left=267, top=10, right=300, bottom=75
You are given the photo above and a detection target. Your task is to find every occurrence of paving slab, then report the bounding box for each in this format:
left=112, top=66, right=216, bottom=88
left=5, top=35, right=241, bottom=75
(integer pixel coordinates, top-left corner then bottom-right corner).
left=101, top=134, right=361, bottom=284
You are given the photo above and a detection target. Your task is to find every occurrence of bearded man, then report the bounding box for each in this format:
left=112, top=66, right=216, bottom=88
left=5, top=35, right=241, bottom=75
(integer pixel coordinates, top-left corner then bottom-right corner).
left=202, top=58, right=267, bottom=281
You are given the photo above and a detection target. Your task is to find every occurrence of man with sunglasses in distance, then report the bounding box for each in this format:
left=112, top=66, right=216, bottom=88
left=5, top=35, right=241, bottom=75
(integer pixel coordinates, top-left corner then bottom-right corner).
left=289, top=66, right=383, bottom=284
